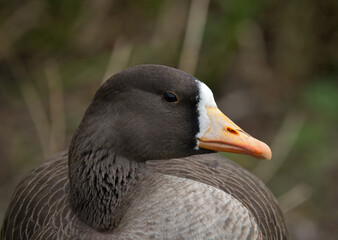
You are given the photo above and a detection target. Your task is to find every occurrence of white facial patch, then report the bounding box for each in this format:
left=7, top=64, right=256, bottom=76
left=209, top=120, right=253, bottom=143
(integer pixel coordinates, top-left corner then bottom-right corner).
left=195, top=80, right=217, bottom=149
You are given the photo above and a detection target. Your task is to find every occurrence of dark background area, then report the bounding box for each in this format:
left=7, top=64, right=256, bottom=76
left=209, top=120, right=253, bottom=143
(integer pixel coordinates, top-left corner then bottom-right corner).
left=0, top=0, right=337, bottom=239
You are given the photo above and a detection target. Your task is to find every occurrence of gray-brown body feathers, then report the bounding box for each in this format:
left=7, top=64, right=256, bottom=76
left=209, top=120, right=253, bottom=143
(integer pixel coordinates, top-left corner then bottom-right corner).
left=1, top=152, right=288, bottom=239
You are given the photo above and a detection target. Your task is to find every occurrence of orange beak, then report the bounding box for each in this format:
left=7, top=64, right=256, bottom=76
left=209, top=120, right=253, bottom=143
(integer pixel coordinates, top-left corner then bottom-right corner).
left=198, top=107, right=272, bottom=160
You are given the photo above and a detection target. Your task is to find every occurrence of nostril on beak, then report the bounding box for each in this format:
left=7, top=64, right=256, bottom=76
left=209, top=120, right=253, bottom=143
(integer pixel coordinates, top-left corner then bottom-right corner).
left=225, top=127, right=238, bottom=135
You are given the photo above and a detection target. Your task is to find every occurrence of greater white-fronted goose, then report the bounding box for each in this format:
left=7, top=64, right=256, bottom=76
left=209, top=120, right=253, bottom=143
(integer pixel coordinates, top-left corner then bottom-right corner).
left=1, top=65, right=289, bottom=239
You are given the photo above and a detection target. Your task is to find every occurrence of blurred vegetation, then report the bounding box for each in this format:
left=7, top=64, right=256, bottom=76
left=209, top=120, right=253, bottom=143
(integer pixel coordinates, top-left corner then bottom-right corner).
left=0, top=0, right=337, bottom=239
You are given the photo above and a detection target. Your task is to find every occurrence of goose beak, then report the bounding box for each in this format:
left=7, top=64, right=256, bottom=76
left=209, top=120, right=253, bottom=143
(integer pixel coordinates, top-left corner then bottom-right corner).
left=197, top=107, right=272, bottom=160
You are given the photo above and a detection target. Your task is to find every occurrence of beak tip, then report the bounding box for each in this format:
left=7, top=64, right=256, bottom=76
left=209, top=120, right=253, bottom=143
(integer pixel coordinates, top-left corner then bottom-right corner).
left=260, top=142, right=272, bottom=160
left=264, top=150, right=272, bottom=160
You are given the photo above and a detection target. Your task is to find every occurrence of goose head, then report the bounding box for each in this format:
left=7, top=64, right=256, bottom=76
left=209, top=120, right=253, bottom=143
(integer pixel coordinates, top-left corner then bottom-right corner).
left=70, top=64, right=271, bottom=163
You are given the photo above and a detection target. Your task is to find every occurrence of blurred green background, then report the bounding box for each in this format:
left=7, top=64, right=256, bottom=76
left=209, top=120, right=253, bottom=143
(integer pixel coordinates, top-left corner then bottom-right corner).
left=0, top=0, right=337, bottom=239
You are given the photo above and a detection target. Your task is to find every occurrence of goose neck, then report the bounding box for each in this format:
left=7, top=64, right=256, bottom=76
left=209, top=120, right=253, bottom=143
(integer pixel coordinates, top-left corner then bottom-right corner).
left=68, top=147, right=144, bottom=231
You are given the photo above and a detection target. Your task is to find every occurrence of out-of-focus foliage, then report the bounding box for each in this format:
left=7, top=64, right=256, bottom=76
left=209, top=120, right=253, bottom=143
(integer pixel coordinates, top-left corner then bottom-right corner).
left=0, top=0, right=337, bottom=239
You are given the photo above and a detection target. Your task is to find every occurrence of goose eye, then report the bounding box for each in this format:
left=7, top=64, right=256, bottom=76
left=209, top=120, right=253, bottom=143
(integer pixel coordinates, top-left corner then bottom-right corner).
left=163, top=91, right=179, bottom=103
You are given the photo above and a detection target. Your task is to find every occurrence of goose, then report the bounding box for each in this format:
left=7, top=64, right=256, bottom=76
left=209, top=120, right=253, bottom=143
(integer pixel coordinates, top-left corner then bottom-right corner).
left=0, top=65, right=289, bottom=239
